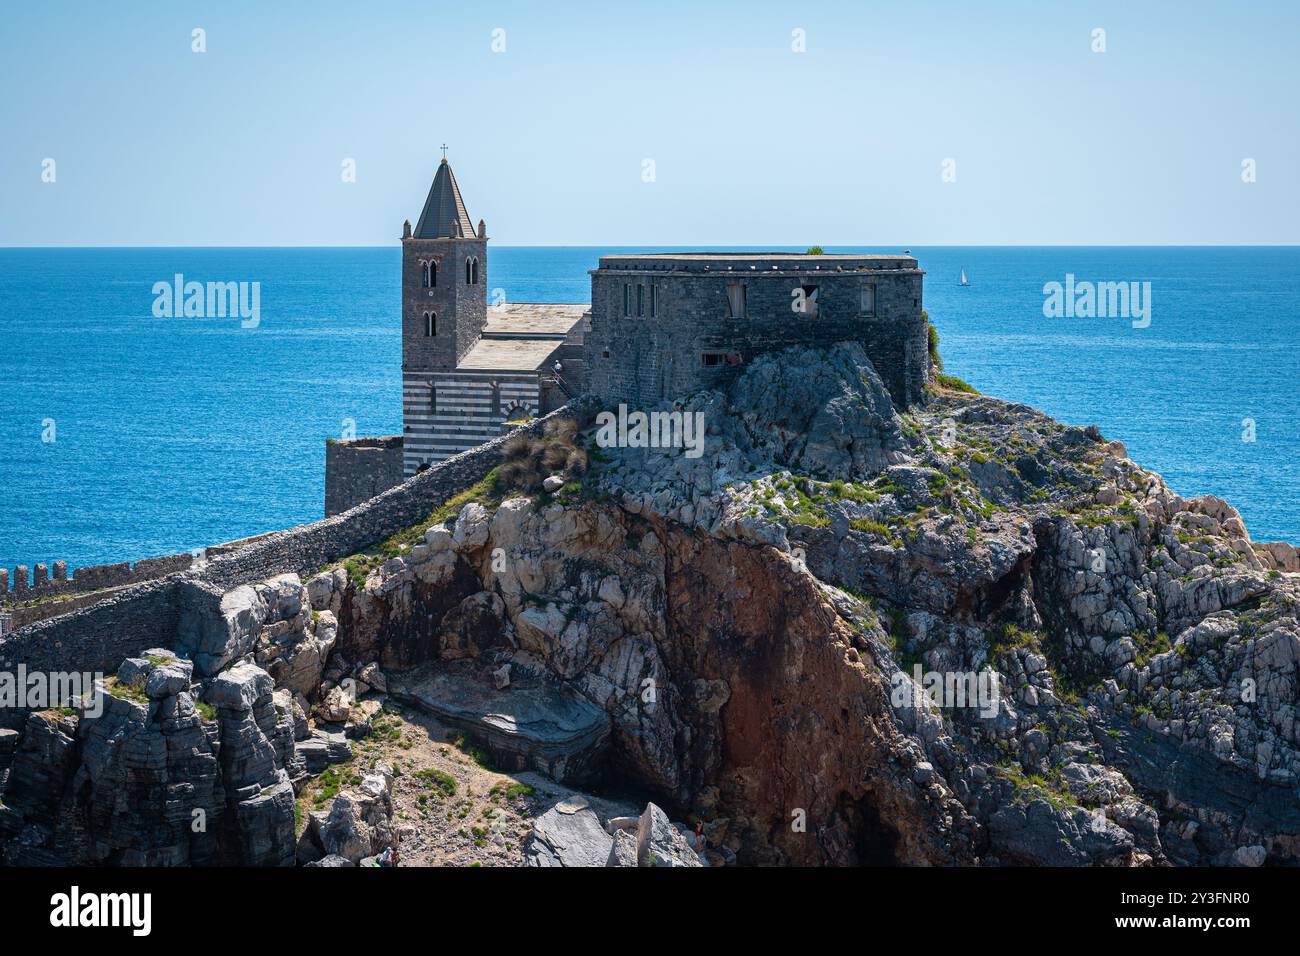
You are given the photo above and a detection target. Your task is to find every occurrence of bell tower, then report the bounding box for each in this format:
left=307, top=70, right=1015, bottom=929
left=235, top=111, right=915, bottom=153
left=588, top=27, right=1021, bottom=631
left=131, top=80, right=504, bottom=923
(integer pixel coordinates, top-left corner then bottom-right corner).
left=401, top=154, right=489, bottom=473
left=402, top=155, right=488, bottom=372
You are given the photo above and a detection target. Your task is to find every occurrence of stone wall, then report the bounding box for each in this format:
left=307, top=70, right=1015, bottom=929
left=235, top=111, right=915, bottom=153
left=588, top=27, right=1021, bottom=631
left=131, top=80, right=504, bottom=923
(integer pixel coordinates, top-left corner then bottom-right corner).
left=541, top=319, right=589, bottom=413
left=0, top=579, right=182, bottom=730
left=2, top=552, right=193, bottom=604
left=586, top=254, right=927, bottom=408
left=0, top=397, right=602, bottom=729
left=199, top=396, right=597, bottom=594
left=325, top=435, right=405, bottom=517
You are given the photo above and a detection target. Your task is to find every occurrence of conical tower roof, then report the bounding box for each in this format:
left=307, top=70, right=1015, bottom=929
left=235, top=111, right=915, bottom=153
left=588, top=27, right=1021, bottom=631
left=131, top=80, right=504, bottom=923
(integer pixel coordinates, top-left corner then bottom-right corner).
left=413, top=158, right=476, bottom=239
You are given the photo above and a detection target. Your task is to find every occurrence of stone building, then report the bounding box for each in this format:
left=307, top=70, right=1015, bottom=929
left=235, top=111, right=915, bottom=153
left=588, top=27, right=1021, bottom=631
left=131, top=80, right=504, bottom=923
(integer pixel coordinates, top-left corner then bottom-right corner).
left=325, top=159, right=927, bottom=515
left=586, top=253, right=927, bottom=408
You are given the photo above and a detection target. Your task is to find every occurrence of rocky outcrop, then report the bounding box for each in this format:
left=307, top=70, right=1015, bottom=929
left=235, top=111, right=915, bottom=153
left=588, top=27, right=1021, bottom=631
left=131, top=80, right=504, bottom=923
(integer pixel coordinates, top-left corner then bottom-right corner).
left=0, top=650, right=298, bottom=866
left=523, top=799, right=702, bottom=867
left=297, top=343, right=1300, bottom=866
left=387, top=662, right=609, bottom=782
left=304, top=766, right=396, bottom=865
left=4, top=343, right=1296, bottom=868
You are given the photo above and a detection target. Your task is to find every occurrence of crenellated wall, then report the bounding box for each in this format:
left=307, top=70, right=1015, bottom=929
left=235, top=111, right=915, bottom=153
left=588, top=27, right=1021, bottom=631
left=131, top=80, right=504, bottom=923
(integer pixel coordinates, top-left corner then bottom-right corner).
left=2, top=552, right=194, bottom=604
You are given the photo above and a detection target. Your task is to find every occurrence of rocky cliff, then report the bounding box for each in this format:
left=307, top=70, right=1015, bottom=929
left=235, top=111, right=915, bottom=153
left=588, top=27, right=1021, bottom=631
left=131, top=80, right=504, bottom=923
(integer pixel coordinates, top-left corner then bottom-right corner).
left=3, top=342, right=1297, bottom=866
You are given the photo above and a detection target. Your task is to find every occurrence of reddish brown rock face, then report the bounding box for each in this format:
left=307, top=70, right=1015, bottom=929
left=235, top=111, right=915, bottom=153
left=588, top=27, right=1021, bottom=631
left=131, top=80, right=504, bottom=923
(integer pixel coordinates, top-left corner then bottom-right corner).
left=658, top=529, right=973, bottom=865
left=325, top=501, right=974, bottom=865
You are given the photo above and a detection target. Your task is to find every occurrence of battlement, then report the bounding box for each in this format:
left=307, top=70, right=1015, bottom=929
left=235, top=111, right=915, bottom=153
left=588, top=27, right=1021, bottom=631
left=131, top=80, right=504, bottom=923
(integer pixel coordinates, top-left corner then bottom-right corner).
left=1, top=552, right=194, bottom=605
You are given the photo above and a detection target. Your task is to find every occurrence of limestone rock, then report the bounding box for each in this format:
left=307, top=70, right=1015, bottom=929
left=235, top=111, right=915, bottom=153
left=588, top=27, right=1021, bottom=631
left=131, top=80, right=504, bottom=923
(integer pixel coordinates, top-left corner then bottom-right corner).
left=523, top=805, right=613, bottom=867
left=318, top=686, right=352, bottom=723
left=318, top=770, right=395, bottom=864
left=635, top=802, right=702, bottom=867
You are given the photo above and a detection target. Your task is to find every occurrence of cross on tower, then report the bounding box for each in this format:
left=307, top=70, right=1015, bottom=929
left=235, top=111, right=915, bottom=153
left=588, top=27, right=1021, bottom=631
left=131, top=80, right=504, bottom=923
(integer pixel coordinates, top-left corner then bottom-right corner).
left=440, top=144, right=448, bottom=160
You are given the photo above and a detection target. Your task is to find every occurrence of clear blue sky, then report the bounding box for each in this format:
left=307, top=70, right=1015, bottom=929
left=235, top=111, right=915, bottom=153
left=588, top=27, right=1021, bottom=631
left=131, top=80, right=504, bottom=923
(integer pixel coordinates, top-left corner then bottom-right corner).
left=2, top=0, right=1296, bottom=246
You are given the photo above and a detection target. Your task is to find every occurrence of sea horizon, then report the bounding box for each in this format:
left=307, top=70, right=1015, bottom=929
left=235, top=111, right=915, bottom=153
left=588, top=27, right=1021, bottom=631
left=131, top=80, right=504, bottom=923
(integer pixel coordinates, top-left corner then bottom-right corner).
left=5, top=243, right=1300, bottom=250
left=2, top=244, right=1297, bottom=577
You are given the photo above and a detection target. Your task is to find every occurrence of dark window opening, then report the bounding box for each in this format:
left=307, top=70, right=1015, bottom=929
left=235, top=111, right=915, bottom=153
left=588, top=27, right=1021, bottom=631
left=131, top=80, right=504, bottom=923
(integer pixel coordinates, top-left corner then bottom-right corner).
left=726, top=282, right=746, bottom=318
left=650, top=283, right=656, bottom=317
left=623, top=283, right=631, bottom=316
left=423, top=312, right=436, bottom=336
left=701, top=352, right=724, bottom=367
left=636, top=284, right=644, bottom=316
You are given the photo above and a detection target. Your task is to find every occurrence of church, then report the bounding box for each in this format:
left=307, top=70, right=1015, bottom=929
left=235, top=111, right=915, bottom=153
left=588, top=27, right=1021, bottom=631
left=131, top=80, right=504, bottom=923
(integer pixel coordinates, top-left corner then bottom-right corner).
left=397, top=157, right=589, bottom=476
left=325, top=154, right=928, bottom=517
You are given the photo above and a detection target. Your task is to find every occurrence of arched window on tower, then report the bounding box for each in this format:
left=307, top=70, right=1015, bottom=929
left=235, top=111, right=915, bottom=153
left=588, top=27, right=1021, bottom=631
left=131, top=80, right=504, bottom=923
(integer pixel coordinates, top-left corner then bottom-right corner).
left=423, top=312, right=436, bottom=336
left=466, top=258, right=473, bottom=285
left=472, top=258, right=479, bottom=284
left=430, top=260, right=437, bottom=287
left=420, top=261, right=430, bottom=288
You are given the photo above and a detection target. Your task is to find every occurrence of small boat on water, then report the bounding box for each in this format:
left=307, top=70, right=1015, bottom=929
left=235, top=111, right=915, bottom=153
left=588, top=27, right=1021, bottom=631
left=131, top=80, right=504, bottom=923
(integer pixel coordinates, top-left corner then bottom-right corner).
left=960, top=268, right=970, bottom=286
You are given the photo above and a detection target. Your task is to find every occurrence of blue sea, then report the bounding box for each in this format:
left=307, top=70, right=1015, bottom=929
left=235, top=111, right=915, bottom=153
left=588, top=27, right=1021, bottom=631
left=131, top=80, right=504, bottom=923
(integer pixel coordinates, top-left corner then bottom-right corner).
left=1, top=247, right=1297, bottom=575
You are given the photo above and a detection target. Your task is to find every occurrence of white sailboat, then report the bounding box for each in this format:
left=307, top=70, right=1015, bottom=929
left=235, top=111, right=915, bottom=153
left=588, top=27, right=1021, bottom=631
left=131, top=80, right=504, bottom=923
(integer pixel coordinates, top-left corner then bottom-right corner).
left=960, top=268, right=970, bottom=287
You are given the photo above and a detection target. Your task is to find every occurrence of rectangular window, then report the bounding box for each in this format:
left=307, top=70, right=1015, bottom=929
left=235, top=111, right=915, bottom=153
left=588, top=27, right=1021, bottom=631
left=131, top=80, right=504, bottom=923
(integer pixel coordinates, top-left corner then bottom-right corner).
left=726, top=282, right=746, bottom=318
left=701, top=352, right=724, bottom=367
left=637, top=284, right=644, bottom=317
left=650, top=284, right=656, bottom=318
left=861, top=283, right=877, bottom=316
left=623, top=283, right=631, bottom=317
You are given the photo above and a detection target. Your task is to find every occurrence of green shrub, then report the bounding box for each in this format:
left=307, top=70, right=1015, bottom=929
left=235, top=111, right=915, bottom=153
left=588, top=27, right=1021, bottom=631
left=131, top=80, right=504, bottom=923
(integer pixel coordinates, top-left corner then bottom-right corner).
left=937, top=373, right=978, bottom=394
left=926, top=314, right=943, bottom=371
left=415, top=767, right=457, bottom=798
left=849, top=517, right=890, bottom=536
